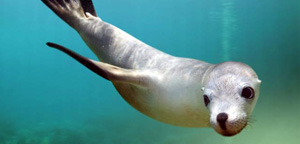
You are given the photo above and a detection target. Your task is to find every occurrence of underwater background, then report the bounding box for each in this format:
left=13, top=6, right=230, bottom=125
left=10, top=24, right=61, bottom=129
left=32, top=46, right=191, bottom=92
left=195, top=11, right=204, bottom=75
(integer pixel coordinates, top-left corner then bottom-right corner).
left=0, top=0, right=299, bottom=143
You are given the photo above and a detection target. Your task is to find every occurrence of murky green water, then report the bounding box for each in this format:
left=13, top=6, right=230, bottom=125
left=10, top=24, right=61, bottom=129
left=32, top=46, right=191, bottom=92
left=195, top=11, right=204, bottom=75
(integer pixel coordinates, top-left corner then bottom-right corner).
left=0, top=0, right=299, bottom=143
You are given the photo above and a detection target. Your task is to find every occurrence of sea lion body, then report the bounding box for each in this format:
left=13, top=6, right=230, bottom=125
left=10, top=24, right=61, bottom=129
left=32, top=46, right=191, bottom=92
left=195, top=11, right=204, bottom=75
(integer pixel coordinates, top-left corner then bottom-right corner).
left=78, top=19, right=213, bottom=127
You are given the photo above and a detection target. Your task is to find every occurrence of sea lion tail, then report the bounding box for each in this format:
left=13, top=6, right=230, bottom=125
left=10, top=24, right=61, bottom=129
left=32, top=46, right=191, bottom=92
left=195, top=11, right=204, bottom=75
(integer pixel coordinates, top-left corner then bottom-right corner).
left=41, top=0, right=98, bottom=29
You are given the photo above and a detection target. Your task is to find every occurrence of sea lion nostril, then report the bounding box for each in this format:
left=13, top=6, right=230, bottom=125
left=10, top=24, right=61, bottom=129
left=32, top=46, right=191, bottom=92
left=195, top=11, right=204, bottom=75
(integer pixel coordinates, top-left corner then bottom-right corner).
left=217, top=113, right=228, bottom=130
left=217, top=113, right=228, bottom=122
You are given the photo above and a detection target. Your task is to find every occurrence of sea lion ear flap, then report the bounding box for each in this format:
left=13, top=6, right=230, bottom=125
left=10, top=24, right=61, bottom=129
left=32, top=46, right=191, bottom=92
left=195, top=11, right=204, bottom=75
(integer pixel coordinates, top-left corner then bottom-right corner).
left=257, top=79, right=262, bottom=83
left=201, top=87, right=205, bottom=92
left=46, top=42, right=151, bottom=87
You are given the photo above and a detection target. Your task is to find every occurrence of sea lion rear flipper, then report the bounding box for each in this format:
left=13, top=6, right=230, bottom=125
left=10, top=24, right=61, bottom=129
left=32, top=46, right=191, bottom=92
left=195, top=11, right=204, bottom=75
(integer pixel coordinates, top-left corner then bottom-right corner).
left=41, top=0, right=99, bottom=29
left=46, top=42, right=151, bottom=87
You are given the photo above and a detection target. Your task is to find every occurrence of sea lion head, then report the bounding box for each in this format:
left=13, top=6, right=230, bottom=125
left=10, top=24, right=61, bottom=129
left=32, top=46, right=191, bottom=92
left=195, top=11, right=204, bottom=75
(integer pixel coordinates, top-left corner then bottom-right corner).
left=203, top=62, right=261, bottom=136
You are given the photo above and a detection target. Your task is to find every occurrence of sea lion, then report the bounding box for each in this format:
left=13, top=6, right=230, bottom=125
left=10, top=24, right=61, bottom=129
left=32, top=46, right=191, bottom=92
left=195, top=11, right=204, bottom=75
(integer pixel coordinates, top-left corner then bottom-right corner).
left=42, top=0, right=261, bottom=136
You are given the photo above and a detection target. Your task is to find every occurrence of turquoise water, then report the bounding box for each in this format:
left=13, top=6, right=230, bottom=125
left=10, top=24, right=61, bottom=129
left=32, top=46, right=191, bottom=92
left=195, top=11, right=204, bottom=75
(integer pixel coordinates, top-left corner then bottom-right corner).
left=0, top=0, right=299, bottom=143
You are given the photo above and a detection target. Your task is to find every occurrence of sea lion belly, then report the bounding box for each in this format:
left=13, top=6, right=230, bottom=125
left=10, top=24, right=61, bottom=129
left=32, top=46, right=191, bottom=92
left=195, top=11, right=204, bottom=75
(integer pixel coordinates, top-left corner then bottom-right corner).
left=112, top=62, right=211, bottom=127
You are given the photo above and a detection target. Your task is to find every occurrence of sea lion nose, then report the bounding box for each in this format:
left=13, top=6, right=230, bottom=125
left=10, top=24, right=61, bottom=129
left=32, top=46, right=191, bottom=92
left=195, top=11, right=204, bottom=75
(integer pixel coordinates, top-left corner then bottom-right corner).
left=217, top=113, right=228, bottom=130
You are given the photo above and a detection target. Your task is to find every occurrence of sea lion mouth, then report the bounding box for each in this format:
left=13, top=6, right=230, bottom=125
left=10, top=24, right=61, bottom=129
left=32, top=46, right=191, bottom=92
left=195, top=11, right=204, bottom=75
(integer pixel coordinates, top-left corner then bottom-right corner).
left=218, top=128, right=243, bottom=137
left=214, top=121, right=248, bottom=137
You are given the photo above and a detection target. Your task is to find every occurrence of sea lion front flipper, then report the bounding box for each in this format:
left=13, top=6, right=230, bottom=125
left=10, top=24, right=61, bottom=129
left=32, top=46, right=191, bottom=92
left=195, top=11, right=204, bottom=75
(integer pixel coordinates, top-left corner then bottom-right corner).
left=46, top=42, right=152, bottom=87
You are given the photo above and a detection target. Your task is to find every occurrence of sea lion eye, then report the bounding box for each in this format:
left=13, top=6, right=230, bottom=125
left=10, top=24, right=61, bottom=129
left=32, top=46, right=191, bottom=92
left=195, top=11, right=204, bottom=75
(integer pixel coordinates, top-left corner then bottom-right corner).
left=241, top=87, right=255, bottom=99
left=203, top=95, right=210, bottom=106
